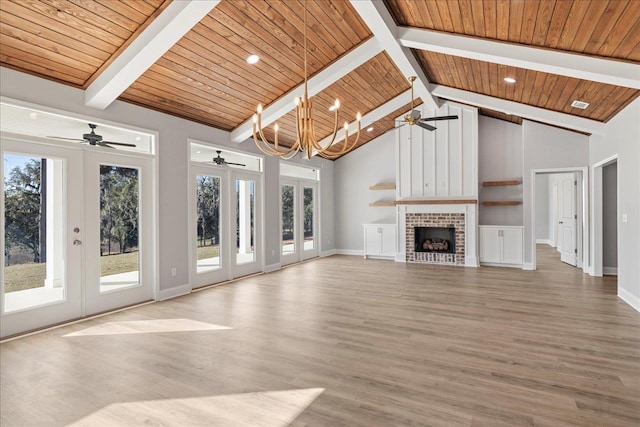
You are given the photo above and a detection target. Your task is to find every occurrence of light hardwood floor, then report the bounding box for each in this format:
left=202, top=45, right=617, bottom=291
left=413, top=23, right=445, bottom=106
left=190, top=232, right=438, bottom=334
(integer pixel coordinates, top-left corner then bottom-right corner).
left=1, top=245, right=638, bottom=426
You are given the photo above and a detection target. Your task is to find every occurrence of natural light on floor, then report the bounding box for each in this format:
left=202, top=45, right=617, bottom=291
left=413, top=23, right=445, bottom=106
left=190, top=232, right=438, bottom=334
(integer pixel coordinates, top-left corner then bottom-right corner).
left=63, top=319, right=232, bottom=337
left=68, top=388, right=325, bottom=427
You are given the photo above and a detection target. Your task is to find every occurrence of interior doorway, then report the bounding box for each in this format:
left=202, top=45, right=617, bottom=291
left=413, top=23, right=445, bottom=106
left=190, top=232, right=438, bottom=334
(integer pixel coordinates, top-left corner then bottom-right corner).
left=593, top=155, right=619, bottom=282
left=531, top=168, right=587, bottom=271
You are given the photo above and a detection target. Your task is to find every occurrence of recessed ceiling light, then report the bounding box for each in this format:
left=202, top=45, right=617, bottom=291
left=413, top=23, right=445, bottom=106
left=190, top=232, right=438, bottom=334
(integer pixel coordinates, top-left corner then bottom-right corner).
left=504, top=77, right=516, bottom=83
left=246, top=54, right=259, bottom=64
left=367, top=126, right=374, bottom=132
left=29, top=112, right=38, bottom=119
left=571, top=100, right=589, bottom=109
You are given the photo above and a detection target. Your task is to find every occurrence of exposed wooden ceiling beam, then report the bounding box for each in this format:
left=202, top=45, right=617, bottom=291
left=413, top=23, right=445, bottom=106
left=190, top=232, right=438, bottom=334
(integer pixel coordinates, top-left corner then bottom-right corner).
left=85, top=0, right=220, bottom=110
left=431, top=84, right=605, bottom=135
left=349, top=0, right=439, bottom=110
left=231, top=38, right=382, bottom=144
left=312, top=89, right=411, bottom=156
left=399, top=27, right=640, bottom=90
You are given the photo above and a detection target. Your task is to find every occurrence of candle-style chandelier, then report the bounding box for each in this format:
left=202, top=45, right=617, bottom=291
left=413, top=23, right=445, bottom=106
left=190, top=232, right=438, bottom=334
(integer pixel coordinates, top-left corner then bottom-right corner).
left=252, top=1, right=362, bottom=160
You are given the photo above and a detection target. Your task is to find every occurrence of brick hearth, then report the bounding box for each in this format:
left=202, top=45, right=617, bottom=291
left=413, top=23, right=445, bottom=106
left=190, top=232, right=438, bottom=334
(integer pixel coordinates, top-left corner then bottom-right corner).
left=406, top=213, right=465, bottom=265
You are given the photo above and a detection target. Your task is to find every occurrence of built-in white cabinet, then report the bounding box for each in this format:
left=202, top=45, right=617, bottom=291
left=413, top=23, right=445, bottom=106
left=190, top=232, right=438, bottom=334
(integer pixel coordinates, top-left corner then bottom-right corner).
left=479, top=225, right=523, bottom=266
left=363, top=224, right=396, bottom=259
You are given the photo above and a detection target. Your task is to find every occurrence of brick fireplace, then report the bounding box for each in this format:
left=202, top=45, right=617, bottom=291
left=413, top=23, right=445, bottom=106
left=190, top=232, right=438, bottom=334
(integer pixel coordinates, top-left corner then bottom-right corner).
left=396, top=202, right=478, bottom=267
left=406, top=213, right=465, bottom=265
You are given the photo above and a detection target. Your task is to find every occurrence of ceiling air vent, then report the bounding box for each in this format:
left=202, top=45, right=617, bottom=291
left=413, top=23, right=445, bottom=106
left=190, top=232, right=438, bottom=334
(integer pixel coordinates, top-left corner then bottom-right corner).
left=571, top=100, right=589, bottom=109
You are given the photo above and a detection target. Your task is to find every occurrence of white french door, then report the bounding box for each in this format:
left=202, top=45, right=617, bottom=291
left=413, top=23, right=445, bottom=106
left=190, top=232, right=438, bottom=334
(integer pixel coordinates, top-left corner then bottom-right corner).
left=190, top=166, right=262, bottom=286
left=190, top=165, right=229, bottom=287
left=280, top=179, right=318, bottom=266
left=83, top=151, right=154, bottom=314
left=1, top=136, right=155, bottom=338
left=1, top=138, right=83, bottom=337
left=232, top=170, right=262, bottom=277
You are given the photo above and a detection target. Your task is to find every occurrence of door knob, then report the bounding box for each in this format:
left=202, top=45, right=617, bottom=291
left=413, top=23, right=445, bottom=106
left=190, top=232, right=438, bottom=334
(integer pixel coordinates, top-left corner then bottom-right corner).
left=559, top=221, right=563, bottom=224
left=73, top=239, right=82, bottom=246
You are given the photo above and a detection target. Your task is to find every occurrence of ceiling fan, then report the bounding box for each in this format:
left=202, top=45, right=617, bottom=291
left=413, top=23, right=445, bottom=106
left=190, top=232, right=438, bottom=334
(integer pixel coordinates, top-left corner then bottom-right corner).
left=47, top=123, right=136, bottom=148
left=395, top=76, right=458, bottom=131
left=213, top=150, right=245, bottom=167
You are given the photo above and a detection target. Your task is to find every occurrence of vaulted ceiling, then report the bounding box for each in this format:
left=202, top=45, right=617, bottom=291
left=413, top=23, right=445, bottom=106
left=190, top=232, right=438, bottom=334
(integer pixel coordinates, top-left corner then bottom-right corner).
left=1, top=0, right=638, bottom=159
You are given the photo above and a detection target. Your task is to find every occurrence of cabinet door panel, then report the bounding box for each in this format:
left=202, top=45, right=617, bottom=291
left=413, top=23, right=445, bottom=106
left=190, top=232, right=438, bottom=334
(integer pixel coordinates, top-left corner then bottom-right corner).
left=365, top=227, right=381, bottom=255
left=381, top=227, right=396, bottom=256
left=501, top=228, right=523, bottom=265
left=479, top=228, right=501, bottom=263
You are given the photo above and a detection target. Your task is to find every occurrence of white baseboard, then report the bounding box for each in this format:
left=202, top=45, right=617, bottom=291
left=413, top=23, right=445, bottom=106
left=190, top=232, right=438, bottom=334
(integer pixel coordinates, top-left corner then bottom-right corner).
left=364, top=255, right=395, bottom=260
left=395, top=253, right=406, bottom=262
left=603, top=267, right=618, bottom=276
left=321, top=249, right=337, bottom=257
left=481, top=262, right=523, bottom=269
left=536, top=239, right=553, bottom=246
left=522, top=263, right=535, bottom=271
left=465, top=256, right=479, bottom=267
left=618, top=287, right=640, bottom=312
left=157, top=283, right=191, bottom=301
left=335, top=249, right=364, bottom=256
left=264, top=263, right=281, bottom=273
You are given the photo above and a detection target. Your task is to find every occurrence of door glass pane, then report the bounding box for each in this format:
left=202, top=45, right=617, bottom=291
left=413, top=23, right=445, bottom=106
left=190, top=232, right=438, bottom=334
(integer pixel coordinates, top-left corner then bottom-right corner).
left=196, top=175, right=221, bottom=273
left=236, top=179, right=255, bottom=265
left=304, top=187, right=314, bottom=250
left=3, top=154, right=65, bottom=312
left=282, top=184, right=295, bottom=255
left=100, top=165, right=140, bottom=293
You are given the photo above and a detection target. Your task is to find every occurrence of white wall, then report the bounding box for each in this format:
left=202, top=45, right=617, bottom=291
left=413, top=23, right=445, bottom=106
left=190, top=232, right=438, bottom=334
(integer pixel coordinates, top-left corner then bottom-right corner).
left=602, top=162, right=617, bottom=270
left=535, top=174, right=549, bottom=241
left=590, top=97, right=640, bottom=310
left=522, top=120, right=589, bottom=266
left=0, top=67, right=335, bottom=292
left=334, top=132, right=396, bottom=252
left=477, top=116, right=523, bottom=226
left=397, top=101, right=477, bottom=200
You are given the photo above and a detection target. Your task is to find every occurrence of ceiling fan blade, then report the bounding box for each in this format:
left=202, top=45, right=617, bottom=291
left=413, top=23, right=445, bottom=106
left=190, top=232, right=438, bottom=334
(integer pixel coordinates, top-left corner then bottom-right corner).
left=225, top=162, right=246, bottom=166
left=47, top=136, right=85, bottom=142
left=410, top=110, right=421, bottom=120
left=102, top=140, right=137, bottom=147
left=420, top=115, right=459, bottom=122
left=417, top=122, right=437, bottom=131
left=96, top=142, right=115, bottom=149
left=384, top=123, right=406, bottom=134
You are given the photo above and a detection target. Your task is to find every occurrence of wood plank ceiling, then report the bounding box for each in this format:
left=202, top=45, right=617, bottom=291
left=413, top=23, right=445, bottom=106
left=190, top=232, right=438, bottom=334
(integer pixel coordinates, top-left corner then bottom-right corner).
left=0, top=1, right=638, bottom=160
left=0, top=0, right=169, bottom=87
left=386, top=0, right=640, bottom=124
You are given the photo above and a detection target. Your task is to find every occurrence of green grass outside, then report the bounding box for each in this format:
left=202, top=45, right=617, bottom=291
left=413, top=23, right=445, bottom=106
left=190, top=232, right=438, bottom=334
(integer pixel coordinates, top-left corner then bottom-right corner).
left=5, top=247, right=221, bottom=293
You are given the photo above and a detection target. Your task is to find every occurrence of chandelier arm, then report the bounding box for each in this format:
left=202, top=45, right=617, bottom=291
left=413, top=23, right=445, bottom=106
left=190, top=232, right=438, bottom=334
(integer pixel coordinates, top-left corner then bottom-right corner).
left=255, top=113, right=298, bottom=156
left=332, top=120, right=362, bottom=157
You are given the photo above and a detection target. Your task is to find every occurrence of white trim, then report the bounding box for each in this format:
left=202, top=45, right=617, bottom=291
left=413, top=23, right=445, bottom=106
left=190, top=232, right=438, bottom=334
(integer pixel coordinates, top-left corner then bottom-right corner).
left=536, top=239, right=553, bottom=246
left=618, top=288, right=640, bottom=313
left=465, top=256, right=479, bottom=267
left=430, top=85, right=605, bottom=135
left=522, top=263, right=535, bottom=271
left=364, top=255, right=395, bottom=260
left=321, top=249, right=337, bottom=257
left=591, top=155, right=618, bottom=278
left=335, top=249, right=364, bottom=256
left=480, top=262, right=522, bottom=269
left=85, top=1, right=219, bottom=109
left=349, top=0, right=438, bottom=109
left=398, top=27, right=640, bottom=90
left=231, top=38, right=383, bottom=143
left=603, top=267, right=618, bottom=276
left=157, top=284, right=191, bottom=301
left=264, top=263, right=281, bottom=273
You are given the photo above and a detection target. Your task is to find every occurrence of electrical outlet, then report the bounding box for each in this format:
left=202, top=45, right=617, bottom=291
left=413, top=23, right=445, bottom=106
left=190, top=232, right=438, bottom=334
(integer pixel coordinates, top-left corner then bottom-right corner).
left=271, top=249, right=275, bottom=257
left=622, top=213, right=628, bottom=223
left=171, top=267, right=176, bottom=277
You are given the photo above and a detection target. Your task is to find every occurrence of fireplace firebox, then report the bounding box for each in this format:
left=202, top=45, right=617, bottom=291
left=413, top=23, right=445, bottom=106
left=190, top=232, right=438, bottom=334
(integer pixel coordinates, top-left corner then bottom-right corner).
left=414, top=227, right=456, bottom=254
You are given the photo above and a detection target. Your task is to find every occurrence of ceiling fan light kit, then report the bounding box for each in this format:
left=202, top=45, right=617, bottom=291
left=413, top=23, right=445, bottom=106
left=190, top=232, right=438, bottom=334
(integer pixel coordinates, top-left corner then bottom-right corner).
left=393, top=76, right=459, bottom=132
left=252, top=1, right=362, bottom=160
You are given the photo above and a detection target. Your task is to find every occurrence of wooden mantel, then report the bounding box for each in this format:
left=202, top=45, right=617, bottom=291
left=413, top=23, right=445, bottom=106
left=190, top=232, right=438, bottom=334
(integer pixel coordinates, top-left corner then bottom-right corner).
left=395, top=199, right=477, bottom=205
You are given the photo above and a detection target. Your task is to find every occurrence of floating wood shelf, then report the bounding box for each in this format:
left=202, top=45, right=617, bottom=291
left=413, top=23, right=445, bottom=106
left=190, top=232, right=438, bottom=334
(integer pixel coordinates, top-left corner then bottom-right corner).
left=395, top=199, right=477, bottom=205
left=482, top=201, right=522, bottom=206
left=482, top=180, right=521, bottom=187
left=369, top=184, right=396, bottom=190
left=369, top=201, right=396, bottom=207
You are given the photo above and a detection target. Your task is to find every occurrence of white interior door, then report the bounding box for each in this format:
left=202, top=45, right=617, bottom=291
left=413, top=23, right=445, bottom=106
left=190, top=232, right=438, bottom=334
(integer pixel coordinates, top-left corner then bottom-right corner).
left=559, top=175, right=577, bottom=266
left=83, top=151, right=155, bottom=315
left=1, top=138, right=83, bottom=337
left=190, top=165, right=230, bottom=288
left=232, top=171, right=262, bottom=277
